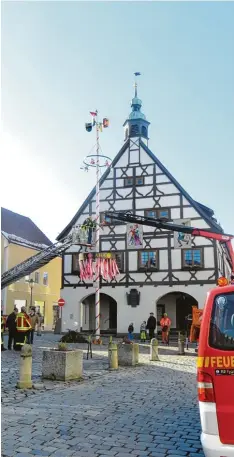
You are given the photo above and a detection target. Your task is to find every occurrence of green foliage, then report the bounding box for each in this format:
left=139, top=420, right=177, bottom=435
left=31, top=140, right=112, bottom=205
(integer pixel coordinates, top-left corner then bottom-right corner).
left=57, top=342, right=68, bottom=351
left=60, top=330, right=88, bottom=344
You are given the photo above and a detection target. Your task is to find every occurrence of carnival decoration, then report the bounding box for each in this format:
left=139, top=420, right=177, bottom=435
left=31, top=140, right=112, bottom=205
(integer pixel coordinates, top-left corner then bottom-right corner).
left=126, top=223, right=143, bottom=249
left=173, top=219, right=192, bottom=249
left=78, top=252, right=120, bottom=282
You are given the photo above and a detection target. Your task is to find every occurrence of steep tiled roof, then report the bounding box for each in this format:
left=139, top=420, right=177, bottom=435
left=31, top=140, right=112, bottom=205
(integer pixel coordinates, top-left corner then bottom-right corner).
left=1, top=208, right=52, bottom=247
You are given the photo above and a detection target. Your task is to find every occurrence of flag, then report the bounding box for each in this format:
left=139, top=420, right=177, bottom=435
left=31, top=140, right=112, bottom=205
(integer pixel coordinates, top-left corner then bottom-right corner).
left=134, top=72, right=141, bottom=76
left=90, top=111, right=97, bottom=117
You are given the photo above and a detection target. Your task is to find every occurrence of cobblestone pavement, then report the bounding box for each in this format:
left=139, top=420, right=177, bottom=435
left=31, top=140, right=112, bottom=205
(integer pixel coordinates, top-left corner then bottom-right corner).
left=1, top=333, right=204, bottom=457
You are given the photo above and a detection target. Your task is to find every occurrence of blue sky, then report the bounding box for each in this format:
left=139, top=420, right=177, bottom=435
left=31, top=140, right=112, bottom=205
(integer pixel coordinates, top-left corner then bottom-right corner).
left=1, top=1, right=234, bottom=242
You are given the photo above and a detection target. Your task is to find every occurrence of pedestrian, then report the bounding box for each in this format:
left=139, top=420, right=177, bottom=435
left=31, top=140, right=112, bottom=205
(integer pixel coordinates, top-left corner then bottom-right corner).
left=146, top=312, right=157, bottom=341
left=14, top=306, right=31, bottom=351
left=36, top=312, right=43, bottom=336
left=28, top=307, right=38, bottom=344
left=140, top=321, right=147, bottom=342
left=6, top=307, right=18, bottom=350
left=1, top=311, right=7, bottom=351
left=160, top=313, right=172, bottom=345
left=128, top=323, right=134, bottom=341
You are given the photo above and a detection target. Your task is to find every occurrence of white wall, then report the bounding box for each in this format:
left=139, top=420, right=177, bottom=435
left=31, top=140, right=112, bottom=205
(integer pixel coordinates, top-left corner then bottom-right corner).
left=60, top=283, right=213, bottom=334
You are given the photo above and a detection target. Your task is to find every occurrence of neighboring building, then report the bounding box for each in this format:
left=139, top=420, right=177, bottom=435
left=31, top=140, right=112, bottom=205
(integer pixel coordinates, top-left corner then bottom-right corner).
left=1, top=208, right=61, bottom=329
left=57, top=82, right=232, bottom=335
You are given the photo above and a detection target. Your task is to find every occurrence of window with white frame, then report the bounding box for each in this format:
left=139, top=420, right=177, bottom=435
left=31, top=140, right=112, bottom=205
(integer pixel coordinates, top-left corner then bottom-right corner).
left=43, top=272, right=48, bottom=286
left=35, top=272, right=40, bottom=284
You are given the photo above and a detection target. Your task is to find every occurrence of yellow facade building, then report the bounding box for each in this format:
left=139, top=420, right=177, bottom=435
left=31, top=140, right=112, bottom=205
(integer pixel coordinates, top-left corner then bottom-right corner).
left=1, top=208, right=61, bottom=330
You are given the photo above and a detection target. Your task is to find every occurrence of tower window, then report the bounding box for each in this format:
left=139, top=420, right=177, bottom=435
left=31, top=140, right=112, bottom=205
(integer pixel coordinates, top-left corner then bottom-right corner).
left=130, top=124, right=139, bottom=136
left=141, top=126, right=147, bottom=137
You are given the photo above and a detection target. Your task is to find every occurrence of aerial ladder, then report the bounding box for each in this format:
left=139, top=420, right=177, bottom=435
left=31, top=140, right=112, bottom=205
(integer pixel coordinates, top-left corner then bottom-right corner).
left=2, top=213, right=234, bottom=290
left=105, top=211, right=234, bottom=277
left=1, top=226, right=94, bottom=290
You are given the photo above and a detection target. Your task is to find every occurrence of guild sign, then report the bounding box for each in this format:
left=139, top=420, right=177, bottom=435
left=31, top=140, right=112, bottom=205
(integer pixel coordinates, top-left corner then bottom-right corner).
left=126, top=289, right=140, bottom=308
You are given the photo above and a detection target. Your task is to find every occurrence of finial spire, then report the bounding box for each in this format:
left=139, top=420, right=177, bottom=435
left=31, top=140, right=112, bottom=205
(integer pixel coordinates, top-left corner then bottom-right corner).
left=134, top=72, right=141, bottom=97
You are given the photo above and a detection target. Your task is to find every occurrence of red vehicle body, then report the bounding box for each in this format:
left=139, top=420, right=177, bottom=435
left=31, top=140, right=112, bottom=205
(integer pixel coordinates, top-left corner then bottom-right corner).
left=197, top=284, right=234, bottom=457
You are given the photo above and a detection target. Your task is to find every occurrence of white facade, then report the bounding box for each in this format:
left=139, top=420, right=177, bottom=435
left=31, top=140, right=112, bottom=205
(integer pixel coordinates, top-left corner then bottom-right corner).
left=58, top=117, right=232, bottom=334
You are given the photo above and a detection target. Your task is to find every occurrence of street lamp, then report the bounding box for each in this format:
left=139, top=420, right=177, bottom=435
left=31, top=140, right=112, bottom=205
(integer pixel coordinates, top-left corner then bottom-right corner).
left=28, top=278, right=34, bottom=311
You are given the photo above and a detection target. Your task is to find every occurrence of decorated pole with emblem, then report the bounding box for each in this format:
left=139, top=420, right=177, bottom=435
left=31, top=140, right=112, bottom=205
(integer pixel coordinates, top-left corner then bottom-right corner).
left=95, top=111, right=101, bottom=341
left=84, top=111, right=111, bottom=342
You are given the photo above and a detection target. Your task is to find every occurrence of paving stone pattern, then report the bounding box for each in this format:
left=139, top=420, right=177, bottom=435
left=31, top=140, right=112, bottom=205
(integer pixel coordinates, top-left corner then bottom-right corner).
left=1, top=333, right=204, bottom=457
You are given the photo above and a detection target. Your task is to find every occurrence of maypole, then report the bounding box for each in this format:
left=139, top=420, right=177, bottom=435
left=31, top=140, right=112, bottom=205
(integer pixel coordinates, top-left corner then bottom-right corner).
left=83, top=111, right=111, bottom=342
left=95, top=111, right=101, bottom=341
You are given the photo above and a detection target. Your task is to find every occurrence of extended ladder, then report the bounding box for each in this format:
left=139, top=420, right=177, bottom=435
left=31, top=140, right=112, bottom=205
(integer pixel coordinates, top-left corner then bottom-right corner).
left=1, top=225, right=94, bottom=289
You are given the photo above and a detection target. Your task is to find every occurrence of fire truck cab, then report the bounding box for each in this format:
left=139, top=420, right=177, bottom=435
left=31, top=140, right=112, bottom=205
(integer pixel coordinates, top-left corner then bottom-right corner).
left=197, top=282, right=234, bottom=457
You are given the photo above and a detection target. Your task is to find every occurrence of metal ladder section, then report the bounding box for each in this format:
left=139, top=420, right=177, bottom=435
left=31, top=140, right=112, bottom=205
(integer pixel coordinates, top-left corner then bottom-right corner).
left=1, top=236, right=73, bottom=289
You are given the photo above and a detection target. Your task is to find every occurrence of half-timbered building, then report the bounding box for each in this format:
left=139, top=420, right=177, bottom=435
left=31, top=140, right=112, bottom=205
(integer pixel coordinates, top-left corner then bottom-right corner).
left=57, top=83, right=232, bottom=335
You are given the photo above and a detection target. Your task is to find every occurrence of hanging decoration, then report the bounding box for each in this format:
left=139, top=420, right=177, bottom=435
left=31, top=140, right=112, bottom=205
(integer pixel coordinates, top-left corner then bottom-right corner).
left=85, top=123, right=93, bottom=133
left=126, top=223, right=143, bottom=249
left=173, top=219, right=192, bottom=249
left=83, top=154, right=112, bottom=169
left=78, top=252, right=120, bottom=281
left=103, top=118, right=109, bottom=128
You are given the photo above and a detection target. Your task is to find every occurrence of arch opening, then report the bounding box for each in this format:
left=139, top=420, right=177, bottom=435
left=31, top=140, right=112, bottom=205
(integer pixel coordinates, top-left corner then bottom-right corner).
left=156, top=292, right=198, bottom=332
left=81, top=293, right=117, bottom=334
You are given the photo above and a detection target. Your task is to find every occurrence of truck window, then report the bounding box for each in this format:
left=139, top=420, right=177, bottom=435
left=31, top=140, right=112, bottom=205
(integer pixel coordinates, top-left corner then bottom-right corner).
left=209, top=292, right=234, bottom=351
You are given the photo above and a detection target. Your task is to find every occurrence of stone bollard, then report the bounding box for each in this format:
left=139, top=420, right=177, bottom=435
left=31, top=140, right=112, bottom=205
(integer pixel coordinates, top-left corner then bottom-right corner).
left=108, top=343, right=118, bottom=370
left=150, top=338, right=159, bottom=361
left=178, top=333, right=185, bottom=355
left=17, top=344, right=33, bottom=389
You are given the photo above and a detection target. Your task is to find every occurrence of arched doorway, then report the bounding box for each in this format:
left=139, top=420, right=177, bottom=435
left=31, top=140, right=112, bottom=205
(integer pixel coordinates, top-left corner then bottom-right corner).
left=81, top=293, right=117, bottom=334
left=156, top=292, right=198, bottom=331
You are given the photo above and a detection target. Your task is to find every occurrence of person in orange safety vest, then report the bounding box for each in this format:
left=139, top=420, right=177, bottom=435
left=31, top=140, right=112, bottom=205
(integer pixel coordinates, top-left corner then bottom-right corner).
left=160, top=313, right=172, bottom=345
left=14, top=306, right=31, bottom=351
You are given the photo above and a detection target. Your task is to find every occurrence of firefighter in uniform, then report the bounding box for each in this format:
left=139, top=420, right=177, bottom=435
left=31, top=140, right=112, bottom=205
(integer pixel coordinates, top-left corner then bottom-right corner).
left=1, top=311, right=7, bottom=351
left=14, top=306, right=31, bottom=351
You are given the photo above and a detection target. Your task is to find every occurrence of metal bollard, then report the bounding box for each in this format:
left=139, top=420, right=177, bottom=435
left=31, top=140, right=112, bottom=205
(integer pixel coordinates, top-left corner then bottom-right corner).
left=150, top=338, right=159, bottom=361
left=108, top=343, right=118, bottom=370
left=178, top=334, right=185, bottom=355
left=17, top=344, right=33, bottom=389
